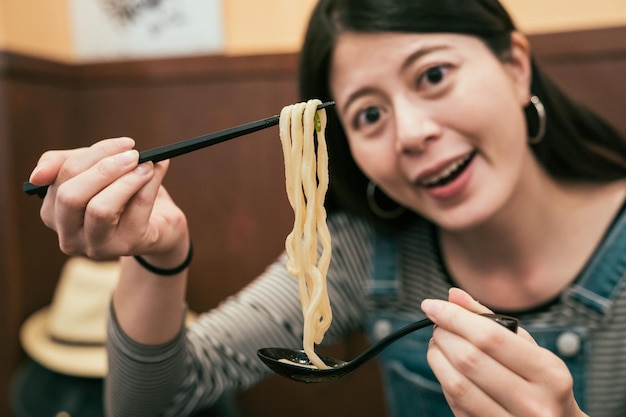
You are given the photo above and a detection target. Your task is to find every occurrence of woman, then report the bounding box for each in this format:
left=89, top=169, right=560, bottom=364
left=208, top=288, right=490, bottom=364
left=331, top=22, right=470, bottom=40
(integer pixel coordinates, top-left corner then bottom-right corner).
left=28, top=0, right=626, bottom=416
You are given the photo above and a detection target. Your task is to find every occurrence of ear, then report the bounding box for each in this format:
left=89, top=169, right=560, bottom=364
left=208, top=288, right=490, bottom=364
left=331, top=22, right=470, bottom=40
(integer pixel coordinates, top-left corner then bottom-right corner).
left=503, top=32, right=532, bottom=106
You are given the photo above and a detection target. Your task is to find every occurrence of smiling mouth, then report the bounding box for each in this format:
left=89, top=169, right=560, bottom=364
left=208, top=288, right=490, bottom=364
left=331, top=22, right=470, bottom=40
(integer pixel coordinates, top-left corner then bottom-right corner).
left=420, top=151, right=476, bottom=188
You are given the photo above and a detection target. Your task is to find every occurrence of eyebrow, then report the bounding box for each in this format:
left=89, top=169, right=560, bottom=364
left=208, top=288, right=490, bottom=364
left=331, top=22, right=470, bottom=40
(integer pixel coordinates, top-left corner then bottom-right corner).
left=401, top=44, right=452, bottom=72
left=340, top=44, right=452, bottom=116
left=340, top=87, right=379, bottom=116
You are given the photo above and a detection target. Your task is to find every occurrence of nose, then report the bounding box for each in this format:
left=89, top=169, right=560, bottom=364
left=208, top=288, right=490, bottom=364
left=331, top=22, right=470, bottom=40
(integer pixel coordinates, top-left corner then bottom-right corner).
left=393, top=103, right=441, bottom=154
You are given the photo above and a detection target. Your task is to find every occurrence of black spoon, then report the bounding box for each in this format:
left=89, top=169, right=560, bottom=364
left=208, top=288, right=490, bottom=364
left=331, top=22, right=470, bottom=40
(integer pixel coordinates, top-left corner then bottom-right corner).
left=257, top=313, right=518, bottom=383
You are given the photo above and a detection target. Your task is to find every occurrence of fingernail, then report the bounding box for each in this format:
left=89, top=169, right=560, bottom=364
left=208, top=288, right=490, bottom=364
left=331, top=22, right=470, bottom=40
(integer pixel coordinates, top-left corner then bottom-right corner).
left=29, top=165, right=42, bottom=182
left=421, top=299, right=444, bottom=319
left=134, top=161, right=153, bottom=175
left=115, top=150, right=138, bottom=166
left=115, top=136, right=135, bottom=148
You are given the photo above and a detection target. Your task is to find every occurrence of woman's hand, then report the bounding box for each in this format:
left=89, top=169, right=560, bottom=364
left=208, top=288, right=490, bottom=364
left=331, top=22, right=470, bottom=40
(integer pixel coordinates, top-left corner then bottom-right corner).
left=421, top=288, right=587, bottom=417
left=29, top=137, right=189, bottom=265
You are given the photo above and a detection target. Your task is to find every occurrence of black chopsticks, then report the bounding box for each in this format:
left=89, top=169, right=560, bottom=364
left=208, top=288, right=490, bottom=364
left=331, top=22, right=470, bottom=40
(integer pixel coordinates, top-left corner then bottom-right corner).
left=23, top=101, right=335, bottom=198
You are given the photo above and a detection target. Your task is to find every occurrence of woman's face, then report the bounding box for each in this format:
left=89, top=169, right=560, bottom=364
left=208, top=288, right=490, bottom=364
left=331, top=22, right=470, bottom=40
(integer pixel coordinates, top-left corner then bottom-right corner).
left=330, top=31, right=534, bottom=231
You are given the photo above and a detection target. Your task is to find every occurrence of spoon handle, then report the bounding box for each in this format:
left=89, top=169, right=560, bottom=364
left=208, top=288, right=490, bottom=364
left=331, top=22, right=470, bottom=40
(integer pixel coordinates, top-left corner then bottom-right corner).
left=348, top=313, right=518, bottom=369
left=348, top=318, right=435, bottom=368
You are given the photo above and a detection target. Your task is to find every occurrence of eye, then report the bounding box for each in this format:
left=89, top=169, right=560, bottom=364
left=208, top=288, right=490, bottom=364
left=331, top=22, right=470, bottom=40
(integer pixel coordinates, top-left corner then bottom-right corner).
left=417, top=65, right=451, bottom=90
left=353, top=106, right=382, bottom=129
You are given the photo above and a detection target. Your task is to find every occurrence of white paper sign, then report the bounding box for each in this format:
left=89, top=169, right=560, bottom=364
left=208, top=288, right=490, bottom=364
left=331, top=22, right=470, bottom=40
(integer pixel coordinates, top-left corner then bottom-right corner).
left=70, top=0, right=223, bottom=61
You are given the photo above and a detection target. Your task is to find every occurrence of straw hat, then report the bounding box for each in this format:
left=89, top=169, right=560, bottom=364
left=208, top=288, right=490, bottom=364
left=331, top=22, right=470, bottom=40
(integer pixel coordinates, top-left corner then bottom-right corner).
left=20, top=257, right=121, bottom=378
left=19, top=256, right=196, bottom=378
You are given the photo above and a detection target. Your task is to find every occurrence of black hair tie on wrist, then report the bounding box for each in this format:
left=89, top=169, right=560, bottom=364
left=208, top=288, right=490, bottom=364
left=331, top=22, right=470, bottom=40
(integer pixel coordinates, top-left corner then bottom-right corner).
left=133, top=242, right=193, bottom=276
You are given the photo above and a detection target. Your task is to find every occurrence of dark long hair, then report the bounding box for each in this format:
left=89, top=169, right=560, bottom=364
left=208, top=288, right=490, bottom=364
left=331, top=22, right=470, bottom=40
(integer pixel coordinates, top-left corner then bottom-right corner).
left=299, top=0, right=626, bottom=228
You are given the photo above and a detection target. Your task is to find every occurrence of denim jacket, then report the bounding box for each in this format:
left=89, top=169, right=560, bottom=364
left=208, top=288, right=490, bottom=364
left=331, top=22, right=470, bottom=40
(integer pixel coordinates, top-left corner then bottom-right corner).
left=364, top=211, right=626, bottom=416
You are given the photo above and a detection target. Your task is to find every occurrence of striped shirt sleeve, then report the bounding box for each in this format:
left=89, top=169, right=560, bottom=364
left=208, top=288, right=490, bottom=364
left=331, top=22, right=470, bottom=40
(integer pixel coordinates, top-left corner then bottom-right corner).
left=105, top=212, right=374, bottom=417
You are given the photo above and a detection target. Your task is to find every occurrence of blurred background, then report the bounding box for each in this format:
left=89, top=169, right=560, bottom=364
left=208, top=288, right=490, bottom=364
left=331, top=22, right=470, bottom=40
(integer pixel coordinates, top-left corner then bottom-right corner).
left=1, top=1, right=625, bottom=416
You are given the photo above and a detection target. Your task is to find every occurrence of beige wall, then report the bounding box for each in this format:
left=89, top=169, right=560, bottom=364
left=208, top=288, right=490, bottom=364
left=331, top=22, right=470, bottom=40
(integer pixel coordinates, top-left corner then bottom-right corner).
left=224, top=0, right=626, bottom=55
left=501, top=0, right=626, bottom=33
left=223, top=0, right=318, bottom=55
left=0, top=4, right=4, bottom=45
left=0, top=0, right=73, bottom=61
left=0, top=0, right=625, bottom=60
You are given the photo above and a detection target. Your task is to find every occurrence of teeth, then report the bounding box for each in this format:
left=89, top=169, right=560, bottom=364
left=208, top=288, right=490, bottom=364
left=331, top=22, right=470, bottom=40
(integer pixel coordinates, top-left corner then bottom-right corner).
left=421, top=153, right=472, bottom=186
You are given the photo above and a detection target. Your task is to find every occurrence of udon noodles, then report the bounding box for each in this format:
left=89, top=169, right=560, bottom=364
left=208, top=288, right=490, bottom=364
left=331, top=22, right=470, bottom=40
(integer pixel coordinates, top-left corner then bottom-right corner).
left=279, top=99, right=332, bottom=369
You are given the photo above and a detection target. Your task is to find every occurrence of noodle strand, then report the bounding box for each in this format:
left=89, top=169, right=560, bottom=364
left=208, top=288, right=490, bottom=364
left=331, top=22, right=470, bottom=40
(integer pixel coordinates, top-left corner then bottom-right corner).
left=279, top=99, right=332, bottom=369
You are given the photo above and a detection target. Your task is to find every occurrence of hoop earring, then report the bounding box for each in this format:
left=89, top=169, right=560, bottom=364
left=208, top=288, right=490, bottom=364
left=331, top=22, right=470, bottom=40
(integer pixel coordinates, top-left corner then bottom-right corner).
left=366, top=181, right=405, bottom=219
left=528, top=95, right=546, bottom=144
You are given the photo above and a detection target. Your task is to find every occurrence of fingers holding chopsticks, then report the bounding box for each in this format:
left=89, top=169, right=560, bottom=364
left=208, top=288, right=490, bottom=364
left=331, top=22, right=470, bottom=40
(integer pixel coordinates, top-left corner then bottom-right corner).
left=30, top=137, right=136, bottom=188
left=34, top=138, right=138, bottom=238
left=29, top=137, right=185, bottom=260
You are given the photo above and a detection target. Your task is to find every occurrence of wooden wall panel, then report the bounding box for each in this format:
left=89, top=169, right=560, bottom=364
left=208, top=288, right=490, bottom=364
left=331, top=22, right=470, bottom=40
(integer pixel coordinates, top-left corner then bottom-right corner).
left=0, top=60, right=17, bottom=417
left=70, top=54, right=388, bottom=416
left=1, top=51, right=388, bottom=417
left=531, top=26, right=626, bottom=136
left=72, top=54, right=302, bottom=311
left=0, top=52, right=79, bottom=417
left=0, top=25, right=624, bottom=417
